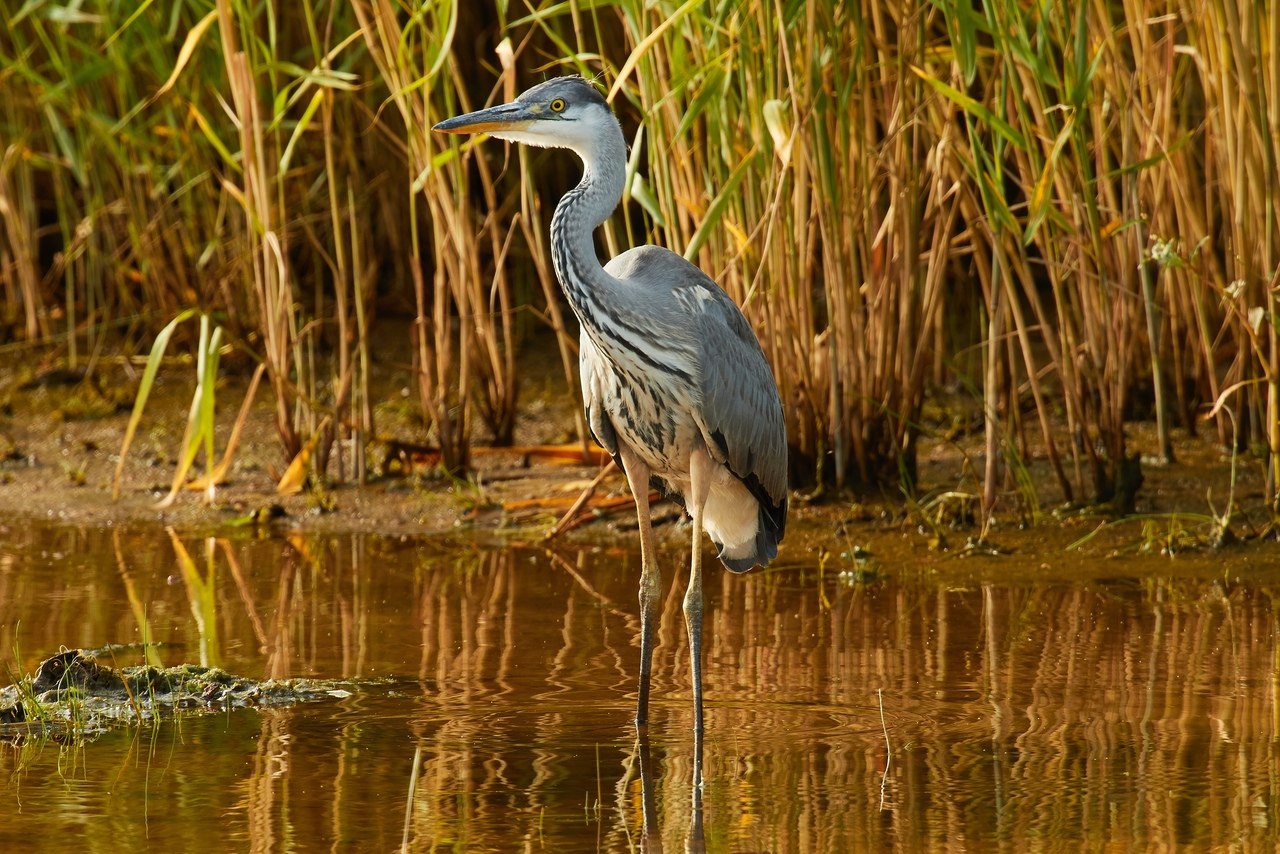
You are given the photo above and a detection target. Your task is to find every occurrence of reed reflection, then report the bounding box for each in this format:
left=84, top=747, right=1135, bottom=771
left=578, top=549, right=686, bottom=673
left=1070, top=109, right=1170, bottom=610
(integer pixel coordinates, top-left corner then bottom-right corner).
left=0, top=523, right=1277, bottom=851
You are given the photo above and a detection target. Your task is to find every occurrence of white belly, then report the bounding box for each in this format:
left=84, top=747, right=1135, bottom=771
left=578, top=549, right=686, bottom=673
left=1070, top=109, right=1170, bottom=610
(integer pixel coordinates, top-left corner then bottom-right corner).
left=581, top=334, right=762, bottom=564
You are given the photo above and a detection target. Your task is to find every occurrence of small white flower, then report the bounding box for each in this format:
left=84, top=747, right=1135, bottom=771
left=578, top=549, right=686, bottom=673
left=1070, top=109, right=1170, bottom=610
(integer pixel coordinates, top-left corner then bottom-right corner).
left=1149, top=237, right=1176, bottom=267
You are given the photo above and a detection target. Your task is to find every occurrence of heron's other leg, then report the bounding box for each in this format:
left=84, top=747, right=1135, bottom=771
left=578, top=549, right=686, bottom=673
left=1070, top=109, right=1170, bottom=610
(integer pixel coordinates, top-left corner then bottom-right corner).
left=684, top=446, right=714, bottom=786
left=618, top=444, right=660, bottom=727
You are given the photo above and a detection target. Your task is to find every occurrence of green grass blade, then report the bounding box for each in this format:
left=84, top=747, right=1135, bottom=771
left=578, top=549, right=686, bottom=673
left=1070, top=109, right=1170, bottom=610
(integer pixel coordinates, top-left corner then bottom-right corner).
left=910, top=64, right=1026, bottom=150
left=112, top=308, right=197, bottom=500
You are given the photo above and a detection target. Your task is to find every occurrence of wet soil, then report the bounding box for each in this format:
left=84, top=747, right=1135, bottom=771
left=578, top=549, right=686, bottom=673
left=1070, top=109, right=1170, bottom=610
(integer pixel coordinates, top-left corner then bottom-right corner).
left=0, top=337, right=590, bottom=536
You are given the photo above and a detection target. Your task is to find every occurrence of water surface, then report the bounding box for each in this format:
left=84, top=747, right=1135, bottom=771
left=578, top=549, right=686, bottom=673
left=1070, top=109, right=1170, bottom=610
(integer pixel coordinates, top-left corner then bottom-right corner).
left=0, top=522, right=1276, bottom=851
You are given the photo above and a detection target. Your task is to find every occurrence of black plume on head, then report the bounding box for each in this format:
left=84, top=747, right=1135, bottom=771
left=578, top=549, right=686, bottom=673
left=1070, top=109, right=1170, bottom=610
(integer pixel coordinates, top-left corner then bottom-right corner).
left=518, top=75, right=608, bottom=109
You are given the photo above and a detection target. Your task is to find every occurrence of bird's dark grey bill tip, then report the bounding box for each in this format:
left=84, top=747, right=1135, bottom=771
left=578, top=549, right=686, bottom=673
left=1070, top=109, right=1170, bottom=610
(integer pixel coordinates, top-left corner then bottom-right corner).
left=432, top=114, right=474, bottom=133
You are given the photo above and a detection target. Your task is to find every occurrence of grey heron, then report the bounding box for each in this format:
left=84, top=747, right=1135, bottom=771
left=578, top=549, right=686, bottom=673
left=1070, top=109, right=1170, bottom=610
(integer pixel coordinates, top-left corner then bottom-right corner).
left=434, top=76, right=787, bottom=771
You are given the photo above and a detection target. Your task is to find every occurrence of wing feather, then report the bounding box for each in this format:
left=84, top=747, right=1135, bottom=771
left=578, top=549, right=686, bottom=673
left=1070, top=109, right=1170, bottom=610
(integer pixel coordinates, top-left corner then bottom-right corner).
left=692, top=285, right=788, bottom=540
left=601, top=246, right=788, bottom=543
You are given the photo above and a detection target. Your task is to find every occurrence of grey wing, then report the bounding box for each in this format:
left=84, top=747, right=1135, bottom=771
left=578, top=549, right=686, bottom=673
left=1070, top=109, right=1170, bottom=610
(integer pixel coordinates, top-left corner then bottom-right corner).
left=604, top=245, right=787, bottom=535
left=692, top=291, right=789, bottom=515
left=579, top=327, right=619, bottom=463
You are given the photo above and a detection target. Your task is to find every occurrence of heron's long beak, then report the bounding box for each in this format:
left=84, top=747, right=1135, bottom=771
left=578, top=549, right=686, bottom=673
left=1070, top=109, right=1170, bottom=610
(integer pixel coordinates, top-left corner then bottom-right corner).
left=432, top=102, right=538, bottom=135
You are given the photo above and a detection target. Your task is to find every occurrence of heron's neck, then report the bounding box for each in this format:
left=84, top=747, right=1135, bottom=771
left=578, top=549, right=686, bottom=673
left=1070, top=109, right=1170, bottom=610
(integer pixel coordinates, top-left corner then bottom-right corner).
left=550, top=126, right=627, bottom=322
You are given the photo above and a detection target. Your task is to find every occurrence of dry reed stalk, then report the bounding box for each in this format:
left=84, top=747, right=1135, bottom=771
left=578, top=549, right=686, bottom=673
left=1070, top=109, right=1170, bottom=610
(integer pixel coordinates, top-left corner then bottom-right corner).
left=321, top=89, right=353, bottom=480
left=0, top=148, right=43, bottom=341
left=352, top=0, right=459, bottom=469
left=516, top=144, right=590, bottom=453
left=216, top=0, right=300, bottom=458
left=455, top=64, right=518, bottom=445
left=354, top=0, right=528, bottom=470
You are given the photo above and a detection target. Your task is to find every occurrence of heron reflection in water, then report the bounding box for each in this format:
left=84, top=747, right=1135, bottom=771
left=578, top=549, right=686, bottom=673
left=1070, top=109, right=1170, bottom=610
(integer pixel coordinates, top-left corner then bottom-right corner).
left=434, top=75, right=787, bottom=785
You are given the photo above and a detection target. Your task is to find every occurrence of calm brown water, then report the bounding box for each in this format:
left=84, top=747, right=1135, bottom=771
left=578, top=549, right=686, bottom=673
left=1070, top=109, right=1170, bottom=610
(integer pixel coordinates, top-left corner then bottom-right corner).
left=0, top=521, right=1277, bottom=851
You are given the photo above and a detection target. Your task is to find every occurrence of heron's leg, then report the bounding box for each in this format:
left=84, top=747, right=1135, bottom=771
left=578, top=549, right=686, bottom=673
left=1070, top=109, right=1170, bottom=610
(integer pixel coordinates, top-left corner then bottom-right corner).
left=634, top=731, right=659, bottom=846
left=685, top=447, right=714, bottom=786
left=618, top=444, right=659, bottom=727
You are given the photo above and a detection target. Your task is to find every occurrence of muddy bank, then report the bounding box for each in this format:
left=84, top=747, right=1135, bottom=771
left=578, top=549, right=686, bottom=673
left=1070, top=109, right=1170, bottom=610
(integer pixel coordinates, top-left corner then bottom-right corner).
left=0, top=353, right=1275, bottom=561
left=0, top=348, right=595, bottom=537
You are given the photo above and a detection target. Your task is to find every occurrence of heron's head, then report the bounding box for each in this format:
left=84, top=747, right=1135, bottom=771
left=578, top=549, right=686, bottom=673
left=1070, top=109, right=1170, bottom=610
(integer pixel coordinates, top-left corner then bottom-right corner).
left=432, top=76, right=617, bottom=155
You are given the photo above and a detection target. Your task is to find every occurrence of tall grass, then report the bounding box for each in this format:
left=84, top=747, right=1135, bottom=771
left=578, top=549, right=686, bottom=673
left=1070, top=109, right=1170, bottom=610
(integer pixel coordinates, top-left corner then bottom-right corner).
left=0, top=1, right=1276, bottom=516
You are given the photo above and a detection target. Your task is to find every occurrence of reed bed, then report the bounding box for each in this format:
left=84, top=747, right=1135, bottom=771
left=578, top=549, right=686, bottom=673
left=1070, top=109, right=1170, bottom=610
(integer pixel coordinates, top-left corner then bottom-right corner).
left=0, top=1, right=1276, bottom=517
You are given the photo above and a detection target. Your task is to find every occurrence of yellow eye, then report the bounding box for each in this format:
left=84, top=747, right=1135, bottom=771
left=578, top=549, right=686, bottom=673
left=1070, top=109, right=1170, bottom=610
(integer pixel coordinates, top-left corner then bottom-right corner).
left=549, top=98, right=566, bottom=113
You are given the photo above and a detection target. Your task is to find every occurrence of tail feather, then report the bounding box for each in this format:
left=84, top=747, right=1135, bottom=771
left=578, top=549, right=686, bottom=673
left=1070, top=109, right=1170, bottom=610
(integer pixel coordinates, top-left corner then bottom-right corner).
left=653, top=469, right=787, bottom=574
left=716, top=495, right=786, bottom=573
